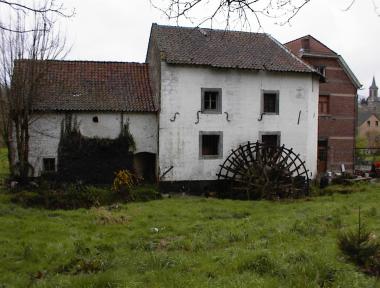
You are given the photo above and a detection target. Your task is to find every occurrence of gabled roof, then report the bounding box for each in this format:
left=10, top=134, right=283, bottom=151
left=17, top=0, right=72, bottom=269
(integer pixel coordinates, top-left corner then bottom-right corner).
left=284, top=35, right=362, bottom=89
left=14, top=60, right=156, bottom=112
left=358, top=108, right=380, bottom=126
left=284, top=35, right=338, bottom=56
left=148, top=24, right=316, bottom=74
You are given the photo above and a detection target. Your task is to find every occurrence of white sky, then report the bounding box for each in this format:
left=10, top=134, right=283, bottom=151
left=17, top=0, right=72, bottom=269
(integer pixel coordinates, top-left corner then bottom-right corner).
left=61, top=0, right=380, bottom=97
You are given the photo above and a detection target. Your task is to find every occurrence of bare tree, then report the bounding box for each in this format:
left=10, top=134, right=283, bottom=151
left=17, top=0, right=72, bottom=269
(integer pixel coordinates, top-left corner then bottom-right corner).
left=0, top=0, right=74, bottom=33
left=0, top=2, right=69, bottom=182
left=151, top=0, right=379, bottom=29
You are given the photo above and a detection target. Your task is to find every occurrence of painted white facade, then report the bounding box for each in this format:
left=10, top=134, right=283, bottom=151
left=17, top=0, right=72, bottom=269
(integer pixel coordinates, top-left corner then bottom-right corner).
left=158, top=62, right=319, bottom=181
left=28, top=112, right=157, bottom=176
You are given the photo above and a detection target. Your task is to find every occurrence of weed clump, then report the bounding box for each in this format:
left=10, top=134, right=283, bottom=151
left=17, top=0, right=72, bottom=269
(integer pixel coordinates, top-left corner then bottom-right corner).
left=57, top=241, right=110, bottom=275
left=238, top=253, right=284, bottom=277
left=338, top=209, right=380, bottom=276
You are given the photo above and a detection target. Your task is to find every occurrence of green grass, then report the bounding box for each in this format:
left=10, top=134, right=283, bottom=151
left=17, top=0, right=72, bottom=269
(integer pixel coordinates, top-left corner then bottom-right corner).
left=1, top=184, right=380, bottom=287
left=1, top=151, right=380, bottom=287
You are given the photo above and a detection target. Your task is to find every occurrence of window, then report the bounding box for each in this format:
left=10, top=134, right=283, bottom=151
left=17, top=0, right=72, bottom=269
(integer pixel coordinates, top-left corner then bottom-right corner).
left=315, top=65, right=326, bottom=77
left=301, top=38, right=310, bottom=51
left=367, top=121, right=371, bottom=127
left=376, top=121, right=379, bottom=127
left=43, top=158, right=56, bottom=173
left=318, top=95, right=329, bottom=114
left=199, top=132, right=223, bottom=159
left=260, top=132, right=281, bottom=147
left=201, top=88, right=222, bottom=113
left=92, top=116, right=99, bottom=123
left=262, top=91, right=279, bottom=114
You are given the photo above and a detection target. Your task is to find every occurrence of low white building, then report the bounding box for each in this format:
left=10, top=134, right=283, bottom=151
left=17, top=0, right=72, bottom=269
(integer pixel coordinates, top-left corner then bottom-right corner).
left=24, top=61, right=157, bottom=179
left=20, top=24, right=319, bottom=192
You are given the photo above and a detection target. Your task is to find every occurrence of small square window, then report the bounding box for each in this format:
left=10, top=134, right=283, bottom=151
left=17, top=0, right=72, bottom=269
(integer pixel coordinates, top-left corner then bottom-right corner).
left=376, top=121, right=379, bottom=127
left=199, top=132, right=223, bottom=159
left=43, top=158, right=56, bottom=173
left=201, top=88, right=222, bottom=113
left=261, top=133, right=280, bottom=147
left=262, top=91, right=279, bottom=114
left=367, top=121, right=371, bottom=127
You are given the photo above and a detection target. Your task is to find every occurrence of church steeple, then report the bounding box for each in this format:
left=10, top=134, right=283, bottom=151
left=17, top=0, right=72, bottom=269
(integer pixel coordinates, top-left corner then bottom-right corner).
left=368, top=76, right=378, bottom=102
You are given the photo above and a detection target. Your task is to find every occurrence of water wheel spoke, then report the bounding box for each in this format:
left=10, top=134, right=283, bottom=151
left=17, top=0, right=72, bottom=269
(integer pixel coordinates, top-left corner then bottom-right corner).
left=218, top=142, right=309, bottom=199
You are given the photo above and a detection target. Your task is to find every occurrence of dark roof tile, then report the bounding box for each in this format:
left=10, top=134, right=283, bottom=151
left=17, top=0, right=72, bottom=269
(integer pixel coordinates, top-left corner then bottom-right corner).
left=151, top=24, right=315, bottom=73
left=15, top=60, right=156, bottom=112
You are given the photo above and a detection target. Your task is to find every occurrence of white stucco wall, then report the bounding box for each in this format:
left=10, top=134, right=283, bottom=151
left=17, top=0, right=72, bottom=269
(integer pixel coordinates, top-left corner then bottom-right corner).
left=159, top=63, right=319, bottom=181
left=28, top=112, right=157, bottom=176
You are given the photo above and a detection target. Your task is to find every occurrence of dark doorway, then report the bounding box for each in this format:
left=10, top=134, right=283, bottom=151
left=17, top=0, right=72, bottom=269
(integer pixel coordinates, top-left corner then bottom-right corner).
left=133, top=152, right=156, bottom=183
left=317, top=139, right=328, bottom=173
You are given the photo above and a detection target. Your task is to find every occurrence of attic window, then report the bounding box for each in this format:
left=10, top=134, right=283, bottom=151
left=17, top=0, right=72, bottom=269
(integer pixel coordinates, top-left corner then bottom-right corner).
left=301, top=38, right=310, bottom=51
left=92, top=116, right=99, bottom=123
left=367, top=121, right=371, bottom=127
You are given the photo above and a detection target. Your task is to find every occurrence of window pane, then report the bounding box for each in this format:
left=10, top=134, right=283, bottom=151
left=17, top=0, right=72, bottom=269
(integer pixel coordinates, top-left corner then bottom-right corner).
left=262, top=135, right=278, bottom=146
left=204, top=91, right=219, bottom=111
left=319, top=96, right=329, bottom=114
left=264, top=93, right=277, bottom=113
left=202, top=135, right=219, bottom=156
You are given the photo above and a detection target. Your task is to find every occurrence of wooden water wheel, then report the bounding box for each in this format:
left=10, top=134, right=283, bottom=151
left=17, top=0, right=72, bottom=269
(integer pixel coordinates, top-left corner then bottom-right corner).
left=217, top=141, right=310, bottom=200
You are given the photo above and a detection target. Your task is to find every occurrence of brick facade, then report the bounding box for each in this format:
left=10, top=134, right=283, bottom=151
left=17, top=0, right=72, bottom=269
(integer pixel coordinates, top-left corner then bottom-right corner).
left=285, top=36, right=360, bottom=173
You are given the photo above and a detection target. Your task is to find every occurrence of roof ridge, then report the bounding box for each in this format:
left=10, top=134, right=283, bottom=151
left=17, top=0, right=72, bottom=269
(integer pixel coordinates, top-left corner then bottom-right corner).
left=266, top=33, right=316, bottom=74
left=154, top=23, right=266, bottom=36
left=16, top=59, right=148, bottom=65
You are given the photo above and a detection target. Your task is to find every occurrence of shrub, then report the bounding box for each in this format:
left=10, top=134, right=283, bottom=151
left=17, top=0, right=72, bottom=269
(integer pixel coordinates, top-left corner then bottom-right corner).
left=11, top=184, right=116, bottom=210
left=130, top=185, right=161, bottom=202
left=112, top=170, right=139, bottom=201
left=57, top=241, right=110, bottom=275
left=337, top=210, right=380, bottom=276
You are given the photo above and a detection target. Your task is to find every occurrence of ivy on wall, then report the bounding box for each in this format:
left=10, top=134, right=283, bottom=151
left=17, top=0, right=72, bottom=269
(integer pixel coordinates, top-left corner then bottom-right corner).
left=57, top=114, right=135, bottom=184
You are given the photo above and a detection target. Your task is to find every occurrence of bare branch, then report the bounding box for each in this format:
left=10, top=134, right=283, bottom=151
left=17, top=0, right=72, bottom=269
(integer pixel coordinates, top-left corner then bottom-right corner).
left=0, top=0, right=74, bottom=33
left=151, top=0, right=312, bottom=30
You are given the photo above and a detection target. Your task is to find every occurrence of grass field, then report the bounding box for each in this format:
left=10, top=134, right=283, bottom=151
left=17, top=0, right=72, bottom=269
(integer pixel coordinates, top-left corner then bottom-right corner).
left=0, top=150, right=380, bottom=287
left=1, top=188, right=380, bottom=287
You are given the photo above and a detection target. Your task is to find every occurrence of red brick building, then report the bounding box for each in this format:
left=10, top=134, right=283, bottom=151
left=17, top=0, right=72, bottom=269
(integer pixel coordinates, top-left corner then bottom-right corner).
left=285, top=36, right=361, bottom=173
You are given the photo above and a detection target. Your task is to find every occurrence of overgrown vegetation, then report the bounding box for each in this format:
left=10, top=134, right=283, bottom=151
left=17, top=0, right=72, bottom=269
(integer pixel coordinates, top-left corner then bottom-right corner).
left=112, top=170, right=161, bottom=202
left=9, top=181, right=161, bottom=210
left=58, top=118, right=135, bottom=184
left=1, top=179, right=380, bottom=286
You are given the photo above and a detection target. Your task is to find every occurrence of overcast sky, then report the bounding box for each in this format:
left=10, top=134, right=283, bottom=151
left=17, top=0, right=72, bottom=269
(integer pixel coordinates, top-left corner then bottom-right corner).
left=61, top=0, right=380, bottom=97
